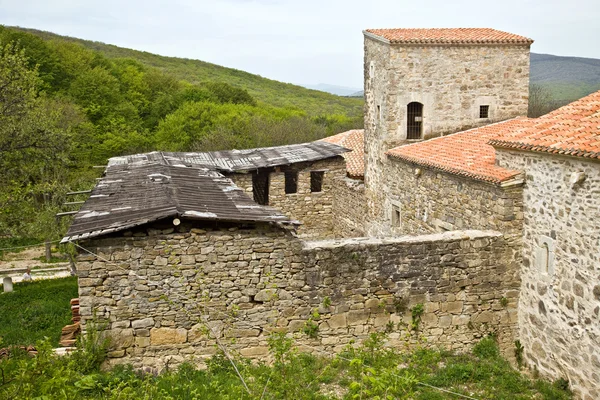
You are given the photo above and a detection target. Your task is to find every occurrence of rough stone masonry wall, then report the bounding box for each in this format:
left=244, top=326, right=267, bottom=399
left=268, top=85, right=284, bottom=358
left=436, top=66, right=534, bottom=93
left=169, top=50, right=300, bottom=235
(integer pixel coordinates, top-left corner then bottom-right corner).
left=229, top=157, right=346, bottom=239
left=496, top=149, right=600, bottom=400
left=363, top=36, right=530, bottom=227
left=331, top=176, right=366, bottom=237
left=365, top=158, right=524, bottom=244
left=76, top=225, right=520, bottom=372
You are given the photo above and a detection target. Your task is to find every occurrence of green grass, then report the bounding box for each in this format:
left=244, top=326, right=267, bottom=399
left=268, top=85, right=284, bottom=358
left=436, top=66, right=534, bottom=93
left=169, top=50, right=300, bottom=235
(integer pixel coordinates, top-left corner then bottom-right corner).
left=0, top=276, right=78, bottom=347
left=0, top=332, right=573, bottom=399
left=12, top=27, right=364, bottom=118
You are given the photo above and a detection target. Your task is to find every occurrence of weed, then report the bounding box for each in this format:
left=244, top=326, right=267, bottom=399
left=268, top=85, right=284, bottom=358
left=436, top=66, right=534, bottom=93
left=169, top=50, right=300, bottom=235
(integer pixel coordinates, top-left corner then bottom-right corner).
left=322, top=296, right=331, bottom=308
left=410, top=303, right=425, bottom=331
left=514, top=339, right=524, bottom=369
left=501, top=297, right=509, bottom=307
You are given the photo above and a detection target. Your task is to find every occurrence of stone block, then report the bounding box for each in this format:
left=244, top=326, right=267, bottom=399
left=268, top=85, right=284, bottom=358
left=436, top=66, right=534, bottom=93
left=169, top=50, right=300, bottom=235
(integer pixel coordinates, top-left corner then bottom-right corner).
left=150, top=327, right=187, bottom=345
left=240, top=346, right=269, bottom=357
left=110, top=328, right=134, bottom=349
left=327, top=314, right=347, bottom=329
left=347, top=310, right=369, bottom=325
left=132, top=318, right=154, bottom=329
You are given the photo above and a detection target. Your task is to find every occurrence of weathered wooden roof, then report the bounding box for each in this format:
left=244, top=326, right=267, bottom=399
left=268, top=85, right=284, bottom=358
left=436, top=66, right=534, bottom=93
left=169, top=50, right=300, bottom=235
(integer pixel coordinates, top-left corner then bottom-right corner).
left=61, top=163, right=295, bottom=243
left=108, top=141, right=349, bottom=172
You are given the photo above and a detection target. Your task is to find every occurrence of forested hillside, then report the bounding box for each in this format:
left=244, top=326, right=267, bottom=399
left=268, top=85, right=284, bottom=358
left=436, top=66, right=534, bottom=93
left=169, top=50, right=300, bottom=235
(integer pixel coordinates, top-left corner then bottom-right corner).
left=13, top=27, right=364, bottom=117
left=530, top=53, right=600, bottom=102
left=0, top=25, right=363, bottom=244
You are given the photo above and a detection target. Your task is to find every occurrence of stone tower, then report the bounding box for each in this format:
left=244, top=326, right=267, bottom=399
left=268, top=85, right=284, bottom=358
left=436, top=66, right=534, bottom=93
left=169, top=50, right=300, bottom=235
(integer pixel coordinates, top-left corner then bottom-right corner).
left=362, top=28, right=533, bottom=234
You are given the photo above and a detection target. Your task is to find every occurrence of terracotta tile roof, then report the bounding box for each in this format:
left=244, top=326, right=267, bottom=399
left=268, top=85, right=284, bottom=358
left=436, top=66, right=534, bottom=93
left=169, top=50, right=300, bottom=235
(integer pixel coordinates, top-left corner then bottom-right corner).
left=364, top=28, right=533, bottom=45
left=386, top=119, right=526, bottom=184
left=489, top=90, right=600, bottom=159
left=320, top=129, right=365, bottom=178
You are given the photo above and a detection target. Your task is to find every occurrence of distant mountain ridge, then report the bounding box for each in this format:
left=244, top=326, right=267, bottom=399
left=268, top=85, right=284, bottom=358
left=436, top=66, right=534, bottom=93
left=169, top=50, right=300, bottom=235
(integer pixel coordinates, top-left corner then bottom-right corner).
left=345, top=53, right=600, bottom=102
left=300, top=83, right=362, bottom=97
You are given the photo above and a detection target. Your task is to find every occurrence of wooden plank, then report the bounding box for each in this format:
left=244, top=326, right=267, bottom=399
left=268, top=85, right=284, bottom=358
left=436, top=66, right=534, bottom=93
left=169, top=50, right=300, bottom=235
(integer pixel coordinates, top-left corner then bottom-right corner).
left=63, top=201, right=85, bottom=206
left=66, top=190, right=92, bottom=196
left=56, top=211, right=79, bottom=217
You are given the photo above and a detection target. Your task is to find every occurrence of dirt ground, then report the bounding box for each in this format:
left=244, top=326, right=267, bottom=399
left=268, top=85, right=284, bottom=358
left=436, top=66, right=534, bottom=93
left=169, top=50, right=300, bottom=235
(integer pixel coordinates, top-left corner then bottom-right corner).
left=0, top=246, right=72, bottom=283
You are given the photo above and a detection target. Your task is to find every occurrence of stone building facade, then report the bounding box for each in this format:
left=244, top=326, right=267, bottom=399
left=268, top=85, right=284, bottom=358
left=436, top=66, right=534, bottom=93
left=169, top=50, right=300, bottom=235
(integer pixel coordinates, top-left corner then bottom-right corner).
left=75, top=222, right=519, bottom=371
left=494, top=149, right=600, bottom=400
left=228, top=157, right=347, bottom=239
left=363, top=29, right=532, bottom=227
left=369, top=159, right=524, bottom=240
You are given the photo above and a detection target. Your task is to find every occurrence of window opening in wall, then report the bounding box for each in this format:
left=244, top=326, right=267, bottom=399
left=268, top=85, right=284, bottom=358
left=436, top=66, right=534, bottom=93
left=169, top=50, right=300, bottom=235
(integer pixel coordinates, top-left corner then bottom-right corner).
left=407, top=102, right=423, bottom=139
left=541, top=243, right=549, bottom=274
left=252, top=171, right=269, bottom=205
left=377, top=105, right=381, bottom=122
left=284, top=170, right=298, bottom=194
left=392, top=204, right=401, bottom=227
left=369, top=62, right=374, bottom=79
left=479, top=105, right=490, bottom=118
left=310, top=171, right=324, bottom=193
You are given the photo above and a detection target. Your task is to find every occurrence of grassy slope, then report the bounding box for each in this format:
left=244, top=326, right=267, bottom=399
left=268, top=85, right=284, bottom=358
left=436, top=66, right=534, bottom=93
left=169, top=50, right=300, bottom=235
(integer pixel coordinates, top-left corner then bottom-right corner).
left=13, top=27, right=363, bottom=117
left=0, top=276, right=78, bottom=347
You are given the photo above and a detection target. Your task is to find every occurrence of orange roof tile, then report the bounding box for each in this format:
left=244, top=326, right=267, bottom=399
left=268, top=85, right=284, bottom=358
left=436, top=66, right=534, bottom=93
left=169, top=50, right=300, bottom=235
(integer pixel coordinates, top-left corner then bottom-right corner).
left=386, top=120, right=526, bottom=184
left=365, top=28, right=533, bottom=45
left=489, top=90, right=600, bottom=159
left=320, top=129, right=365, bottom=178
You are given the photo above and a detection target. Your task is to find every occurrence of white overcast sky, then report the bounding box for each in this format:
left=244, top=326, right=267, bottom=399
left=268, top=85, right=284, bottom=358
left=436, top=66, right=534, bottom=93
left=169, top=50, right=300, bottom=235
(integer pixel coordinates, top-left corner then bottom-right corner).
left=1, top=0, right=598, bottom=88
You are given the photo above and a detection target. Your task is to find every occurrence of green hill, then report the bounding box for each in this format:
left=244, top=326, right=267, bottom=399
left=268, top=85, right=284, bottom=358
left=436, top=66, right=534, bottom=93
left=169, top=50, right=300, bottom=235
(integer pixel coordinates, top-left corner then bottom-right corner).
left=530, top=53, right=600, bottom=102
left=12, top=27, right=363, bottom=118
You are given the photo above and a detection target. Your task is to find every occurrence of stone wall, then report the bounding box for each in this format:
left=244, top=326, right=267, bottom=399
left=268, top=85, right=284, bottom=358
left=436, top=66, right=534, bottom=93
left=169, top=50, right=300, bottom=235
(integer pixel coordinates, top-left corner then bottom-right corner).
left=496, top=149, right=600, bottom=400
left=363, top=35, right=530, bottom=227
left=76, top=224, right=520, bottom=372
left=229, top=157, right=346, bottom=239
left=365, top=157, right=524, bottom=243
left=331, top=176, right=366, bottom=237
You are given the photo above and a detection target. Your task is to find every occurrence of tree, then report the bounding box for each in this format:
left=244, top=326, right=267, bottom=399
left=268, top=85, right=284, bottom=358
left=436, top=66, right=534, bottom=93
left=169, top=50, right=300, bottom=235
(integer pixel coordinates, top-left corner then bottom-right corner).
left=0, top=41, right=73, bottom=240
left=528, top=84, right=556, bottom=118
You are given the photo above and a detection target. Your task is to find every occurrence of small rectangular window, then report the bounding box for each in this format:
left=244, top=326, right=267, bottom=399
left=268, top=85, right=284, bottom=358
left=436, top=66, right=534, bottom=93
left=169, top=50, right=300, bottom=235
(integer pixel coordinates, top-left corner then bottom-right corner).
left=479, top=105, right=489, bottom=119
left=284, top=171, right=298, bottom=194
left=377, top=105, right=381, bottom=122
left=310, top=171, right=324, bottom=193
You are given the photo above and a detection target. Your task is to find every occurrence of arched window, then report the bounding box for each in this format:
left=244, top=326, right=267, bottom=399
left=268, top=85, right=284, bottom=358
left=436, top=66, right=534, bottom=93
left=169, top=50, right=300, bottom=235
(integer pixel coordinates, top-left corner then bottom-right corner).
left=407, top=102, right=423, bottom=139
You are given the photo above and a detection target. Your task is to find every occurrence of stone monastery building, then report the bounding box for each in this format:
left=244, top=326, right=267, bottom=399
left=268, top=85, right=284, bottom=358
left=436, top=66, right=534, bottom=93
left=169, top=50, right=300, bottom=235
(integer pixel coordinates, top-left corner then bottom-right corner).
left=63, top=28, right=600, bottom=399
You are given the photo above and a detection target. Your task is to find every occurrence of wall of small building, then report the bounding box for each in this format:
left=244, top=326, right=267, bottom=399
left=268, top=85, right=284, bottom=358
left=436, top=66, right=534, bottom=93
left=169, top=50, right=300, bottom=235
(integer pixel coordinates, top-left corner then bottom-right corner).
left=228, top=157, right=346, bottom=239
left=496, top=149, right=600, bottom=400
left=76, top=225, right=520, bottom=372
left=365, top=157, right=524, bottom=242
left=331, top=176, right=366, bottom=237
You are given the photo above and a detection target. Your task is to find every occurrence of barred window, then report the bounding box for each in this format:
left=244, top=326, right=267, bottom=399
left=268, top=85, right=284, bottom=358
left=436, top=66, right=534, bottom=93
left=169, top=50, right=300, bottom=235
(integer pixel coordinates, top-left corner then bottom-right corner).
left=480, top=105, right=490, bottom=118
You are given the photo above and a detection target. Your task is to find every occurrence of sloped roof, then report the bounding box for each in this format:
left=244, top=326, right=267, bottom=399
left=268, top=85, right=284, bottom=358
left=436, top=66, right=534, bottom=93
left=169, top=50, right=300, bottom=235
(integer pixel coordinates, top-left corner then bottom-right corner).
left=61, top=163, right=294, bottom=243
left=108, top=141, right=348, bottom=172
left=320, top=129, right=365, bottom=178
left=364, top=28, right=533, bottom=45
left=489, top=90, right=600, bottom=159
left=386, top=119, right=525, bottom=184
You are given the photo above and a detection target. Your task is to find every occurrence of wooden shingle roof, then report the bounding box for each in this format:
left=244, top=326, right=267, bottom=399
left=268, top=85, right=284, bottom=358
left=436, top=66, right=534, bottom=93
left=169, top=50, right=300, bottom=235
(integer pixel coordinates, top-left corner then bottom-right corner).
left=108, top=141, right=349, bottom=172
left=61, top=163, right=295, bottom=243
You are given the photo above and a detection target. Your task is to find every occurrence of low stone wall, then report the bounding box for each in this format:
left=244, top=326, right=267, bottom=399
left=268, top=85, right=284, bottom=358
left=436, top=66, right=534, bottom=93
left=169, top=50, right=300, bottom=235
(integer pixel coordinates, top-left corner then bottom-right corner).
left=331, top=177, right=366, bottom=237
left=76, top=225, right=519, bottom=372
left=229, top=157, right=346, bottom=239
left=496, top=149, right=600, bottom=400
